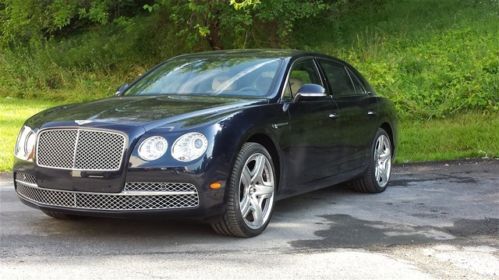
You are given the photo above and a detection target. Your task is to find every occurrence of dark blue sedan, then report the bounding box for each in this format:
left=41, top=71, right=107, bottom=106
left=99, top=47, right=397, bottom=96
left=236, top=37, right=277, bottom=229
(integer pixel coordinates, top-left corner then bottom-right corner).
left=13, top=49, right=397, bottom=237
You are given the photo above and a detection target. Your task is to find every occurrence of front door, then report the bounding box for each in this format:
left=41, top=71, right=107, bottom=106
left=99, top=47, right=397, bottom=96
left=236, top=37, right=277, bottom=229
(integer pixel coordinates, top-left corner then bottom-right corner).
left=282, top=58, right=341, bottom=195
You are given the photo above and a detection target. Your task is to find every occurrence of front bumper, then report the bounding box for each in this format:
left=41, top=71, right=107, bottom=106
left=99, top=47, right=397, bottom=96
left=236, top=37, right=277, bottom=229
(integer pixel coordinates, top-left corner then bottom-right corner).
left=13, top=169, right=227, bottom=219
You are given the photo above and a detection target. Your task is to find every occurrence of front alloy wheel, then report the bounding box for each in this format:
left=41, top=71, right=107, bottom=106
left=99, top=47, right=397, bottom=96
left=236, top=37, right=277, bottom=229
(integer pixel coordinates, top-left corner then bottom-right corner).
left=239, top=153, right=275, bottom=229
left=211, top=142, right=276, bottom=237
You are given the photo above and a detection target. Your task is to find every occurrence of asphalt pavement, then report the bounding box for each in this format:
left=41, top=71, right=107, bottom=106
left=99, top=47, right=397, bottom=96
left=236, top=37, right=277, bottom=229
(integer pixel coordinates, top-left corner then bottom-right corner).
left=0, top=160, right=498, bottom=279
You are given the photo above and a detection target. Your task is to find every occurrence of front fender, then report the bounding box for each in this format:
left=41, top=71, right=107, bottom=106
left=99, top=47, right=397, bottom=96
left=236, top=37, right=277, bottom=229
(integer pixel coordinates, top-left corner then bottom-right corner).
left=212, top=104, right=288, bottom=198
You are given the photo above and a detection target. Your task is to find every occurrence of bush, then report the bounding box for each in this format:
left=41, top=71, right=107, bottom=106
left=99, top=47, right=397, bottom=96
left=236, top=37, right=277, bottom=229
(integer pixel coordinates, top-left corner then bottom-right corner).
left=295, top=0, right=498, bottom=118
left=0, top=0, right=497, bottom=118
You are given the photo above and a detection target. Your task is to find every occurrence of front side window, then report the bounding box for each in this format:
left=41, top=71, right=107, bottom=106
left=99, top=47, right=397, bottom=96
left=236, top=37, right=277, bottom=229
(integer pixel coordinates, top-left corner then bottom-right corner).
left=284, top=59, right=322, bottom=99
left=319, top=60, right=356, bottom=98
left=125, top=56, right=282, bottom=98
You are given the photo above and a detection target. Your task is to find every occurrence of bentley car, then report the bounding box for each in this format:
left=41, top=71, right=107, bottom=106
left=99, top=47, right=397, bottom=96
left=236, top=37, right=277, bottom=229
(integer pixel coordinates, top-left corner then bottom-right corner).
left=13, top=49, right=397, bottom=237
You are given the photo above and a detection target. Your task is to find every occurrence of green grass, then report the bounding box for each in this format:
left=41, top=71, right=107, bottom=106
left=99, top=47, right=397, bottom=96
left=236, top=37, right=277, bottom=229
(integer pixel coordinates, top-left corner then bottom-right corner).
left=0, top=98, right=497, bottom=172
left=397, top=113, right=499, bottom=163
left=0, top=98, right=62, bottom=172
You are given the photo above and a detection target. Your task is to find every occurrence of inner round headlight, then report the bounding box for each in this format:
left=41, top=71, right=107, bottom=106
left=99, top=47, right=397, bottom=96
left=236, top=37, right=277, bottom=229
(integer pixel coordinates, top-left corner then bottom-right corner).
left=25, top=131, right=37, bottom=157
left=138, top=136, right=168, bottom=161
left=171, top=132, right=208, bottom=162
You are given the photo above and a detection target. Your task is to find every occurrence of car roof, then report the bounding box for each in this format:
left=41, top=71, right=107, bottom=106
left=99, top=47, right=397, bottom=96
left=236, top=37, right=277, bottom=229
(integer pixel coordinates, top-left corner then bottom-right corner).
left=175, top=49, right=341, bottom=62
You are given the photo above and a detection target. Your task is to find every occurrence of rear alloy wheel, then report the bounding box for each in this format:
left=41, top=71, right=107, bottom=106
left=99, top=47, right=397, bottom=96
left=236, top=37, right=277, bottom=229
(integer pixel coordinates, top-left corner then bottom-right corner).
left=211, top=142, right=276, bottom=237
left=351, top=128, right=392, bottom=193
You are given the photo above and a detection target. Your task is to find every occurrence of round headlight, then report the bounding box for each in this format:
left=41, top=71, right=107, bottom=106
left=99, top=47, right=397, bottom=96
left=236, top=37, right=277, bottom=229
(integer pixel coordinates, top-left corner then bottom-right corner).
left=15, top=126, right=36, bottom=161
left=15, top=126, right=28, bottom=157
left=171, top=132, right=208, bottom=162
left=138, top=136, right=168, bottom=161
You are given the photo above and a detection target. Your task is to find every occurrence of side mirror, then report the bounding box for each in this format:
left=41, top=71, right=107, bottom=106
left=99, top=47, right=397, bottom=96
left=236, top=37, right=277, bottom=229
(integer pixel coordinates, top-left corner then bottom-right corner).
left=294, top=84, right=327, bottom=102
left=115, top=83, right=129, bottom=96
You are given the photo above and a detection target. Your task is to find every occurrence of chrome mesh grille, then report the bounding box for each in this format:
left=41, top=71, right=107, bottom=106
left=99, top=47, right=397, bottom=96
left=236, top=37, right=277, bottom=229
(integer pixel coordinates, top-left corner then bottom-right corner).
left=36, top=128, right=126, bottom=171
left=17, top=182, right=74, bottom=207
left=15, top=177, right=199, bottom=211
left=15, top=172, right=37, bottom=184
left=37, top=129, right=77, bottom=168
left=125, top=182, right=197, bottom=192
left=74, top=193, right=198, bottom=210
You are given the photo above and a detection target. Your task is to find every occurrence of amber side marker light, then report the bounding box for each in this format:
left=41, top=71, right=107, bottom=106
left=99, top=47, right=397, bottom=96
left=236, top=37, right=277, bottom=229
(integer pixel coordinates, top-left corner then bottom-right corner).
left=210, top=181, right=222, bottom=190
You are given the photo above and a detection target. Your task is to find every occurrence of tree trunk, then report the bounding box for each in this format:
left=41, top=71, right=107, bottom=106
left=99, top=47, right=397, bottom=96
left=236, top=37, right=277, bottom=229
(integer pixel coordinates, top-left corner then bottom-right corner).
left=204, top=0, right=224, bottom=50
left=207, top=14, right=223, bottom=50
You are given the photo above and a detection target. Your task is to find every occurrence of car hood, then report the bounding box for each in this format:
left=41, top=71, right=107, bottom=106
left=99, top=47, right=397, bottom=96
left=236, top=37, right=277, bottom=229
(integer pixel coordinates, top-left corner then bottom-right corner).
left=27, top=95, right=266, bottom=131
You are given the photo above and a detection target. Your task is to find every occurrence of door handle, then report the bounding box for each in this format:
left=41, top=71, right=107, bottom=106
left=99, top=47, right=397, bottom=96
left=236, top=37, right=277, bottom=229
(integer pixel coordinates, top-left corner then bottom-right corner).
left=367, top=111, right=377, bottom=116
left=329, top=113, right=338, bottom=119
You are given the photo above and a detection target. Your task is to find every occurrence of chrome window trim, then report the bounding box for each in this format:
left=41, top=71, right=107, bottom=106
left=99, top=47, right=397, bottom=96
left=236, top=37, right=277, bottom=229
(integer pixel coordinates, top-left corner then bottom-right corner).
left=344, top=66, right=368, bottom=95
left=35, top=127, right=128, bottom=172
left=279, top=56, right=326, bottom=102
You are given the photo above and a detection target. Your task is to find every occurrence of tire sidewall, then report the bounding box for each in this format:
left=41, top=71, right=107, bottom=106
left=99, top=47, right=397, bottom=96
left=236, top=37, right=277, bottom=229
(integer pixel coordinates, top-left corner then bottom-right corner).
left=229, top=143, right=276, bottom=236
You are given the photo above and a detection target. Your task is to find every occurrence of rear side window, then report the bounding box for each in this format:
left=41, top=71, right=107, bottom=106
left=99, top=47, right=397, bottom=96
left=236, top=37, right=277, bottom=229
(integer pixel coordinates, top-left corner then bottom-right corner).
left=318, top=60, right=356, bottom=97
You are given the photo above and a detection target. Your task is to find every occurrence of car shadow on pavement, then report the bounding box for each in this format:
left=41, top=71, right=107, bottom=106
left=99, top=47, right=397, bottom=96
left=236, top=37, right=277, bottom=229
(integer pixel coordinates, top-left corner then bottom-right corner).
left=289, top=214, right=499, bottom=250
left=24, top=184, right=357, bottom=240
left=280, top=183, right=498, bottom=250
left=10, top=183, right=359, bottom=252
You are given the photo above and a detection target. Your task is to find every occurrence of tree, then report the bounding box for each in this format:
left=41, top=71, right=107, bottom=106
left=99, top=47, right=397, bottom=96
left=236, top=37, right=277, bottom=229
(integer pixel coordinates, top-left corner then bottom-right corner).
left=142, top=0, right=331, bottom=49
left=0, top=0, right=332, bottom=50
left=0, top=0, right=148, bottom=46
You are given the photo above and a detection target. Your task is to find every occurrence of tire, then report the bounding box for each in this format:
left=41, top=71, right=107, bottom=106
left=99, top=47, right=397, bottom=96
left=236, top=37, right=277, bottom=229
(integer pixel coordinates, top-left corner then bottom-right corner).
left=42, top=210, right=82, bottom=220
left=211, top=142, right=277, bottom=237
left=351, top=128, right=393, bottom=193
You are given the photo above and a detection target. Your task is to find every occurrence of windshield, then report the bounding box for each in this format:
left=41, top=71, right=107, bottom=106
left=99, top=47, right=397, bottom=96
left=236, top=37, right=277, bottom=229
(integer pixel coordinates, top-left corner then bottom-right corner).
left=125, top=56, right=283, bottom=98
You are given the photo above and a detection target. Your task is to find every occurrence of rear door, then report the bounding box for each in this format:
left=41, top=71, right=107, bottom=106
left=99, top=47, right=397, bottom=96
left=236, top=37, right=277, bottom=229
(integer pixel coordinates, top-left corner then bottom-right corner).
left=317, top=59, right=379, bottom=173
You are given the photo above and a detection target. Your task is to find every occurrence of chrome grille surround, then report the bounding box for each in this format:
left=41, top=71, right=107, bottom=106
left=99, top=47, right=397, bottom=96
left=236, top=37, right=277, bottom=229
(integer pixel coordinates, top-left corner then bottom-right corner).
left=15, top=174, right=200, bottom=211
left=36, top=128, right=127, bottom=171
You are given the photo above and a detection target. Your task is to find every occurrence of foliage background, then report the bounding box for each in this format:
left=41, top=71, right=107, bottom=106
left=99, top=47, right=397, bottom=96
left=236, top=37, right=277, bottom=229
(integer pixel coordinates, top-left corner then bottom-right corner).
left=0, top=0, right=498, bottom=171
left=0, top=0, right=497, bottom=119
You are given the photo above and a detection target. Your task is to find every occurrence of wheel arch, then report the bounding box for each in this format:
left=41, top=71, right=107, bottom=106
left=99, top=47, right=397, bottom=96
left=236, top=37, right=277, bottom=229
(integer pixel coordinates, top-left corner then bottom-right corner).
left=246, top=133, right=281, bottom=191
left=380, top=122, right=395, bottom=158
